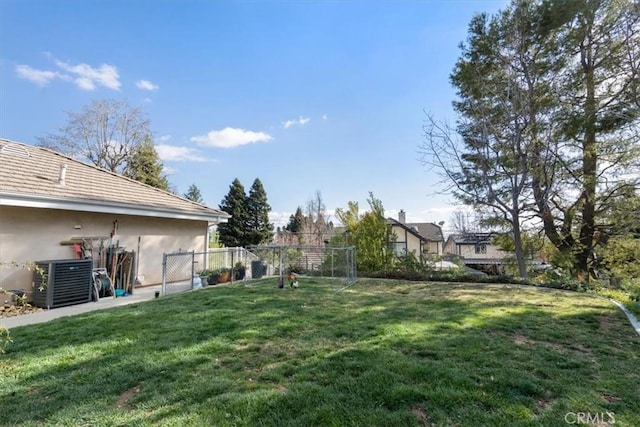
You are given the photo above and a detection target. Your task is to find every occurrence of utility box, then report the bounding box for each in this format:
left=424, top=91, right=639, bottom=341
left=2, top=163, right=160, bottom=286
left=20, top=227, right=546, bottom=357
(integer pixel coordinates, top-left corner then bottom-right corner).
left=32, top=259, right=93, bottom=309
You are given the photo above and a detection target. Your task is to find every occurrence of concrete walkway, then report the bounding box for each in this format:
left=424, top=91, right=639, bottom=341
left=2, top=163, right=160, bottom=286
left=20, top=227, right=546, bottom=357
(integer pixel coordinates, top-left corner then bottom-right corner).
left=1, top=284, right=163, bottom=329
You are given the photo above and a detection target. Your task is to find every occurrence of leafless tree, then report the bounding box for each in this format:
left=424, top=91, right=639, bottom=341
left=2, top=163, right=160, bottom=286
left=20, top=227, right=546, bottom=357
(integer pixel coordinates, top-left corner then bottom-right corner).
left=302, top=190, right=332, bottom=246
left=38, top=99, right=151, bottom=173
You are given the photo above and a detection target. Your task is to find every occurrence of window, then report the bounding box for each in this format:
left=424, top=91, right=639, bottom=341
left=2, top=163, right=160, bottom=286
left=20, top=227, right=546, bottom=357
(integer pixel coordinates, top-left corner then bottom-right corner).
left=475, top=244, right=487, bottom=254
left=393, top=242, right=407, bottom=256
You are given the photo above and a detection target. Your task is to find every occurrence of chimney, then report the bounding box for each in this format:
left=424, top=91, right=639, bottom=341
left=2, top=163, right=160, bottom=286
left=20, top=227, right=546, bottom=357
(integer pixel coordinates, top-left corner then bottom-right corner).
left=399, top=209, right=406, bottom=224
left=58, top=164, right=67, bottom=186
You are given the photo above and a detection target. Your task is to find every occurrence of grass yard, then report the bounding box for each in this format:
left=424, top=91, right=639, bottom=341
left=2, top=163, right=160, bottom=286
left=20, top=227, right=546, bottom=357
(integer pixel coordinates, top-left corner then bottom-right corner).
left=1, top=278, right=639, bottom=426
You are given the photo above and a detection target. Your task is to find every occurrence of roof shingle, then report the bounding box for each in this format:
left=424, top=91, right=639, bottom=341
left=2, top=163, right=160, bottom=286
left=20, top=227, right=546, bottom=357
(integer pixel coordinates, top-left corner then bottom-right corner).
left=0, top=139, right=229, bottom=222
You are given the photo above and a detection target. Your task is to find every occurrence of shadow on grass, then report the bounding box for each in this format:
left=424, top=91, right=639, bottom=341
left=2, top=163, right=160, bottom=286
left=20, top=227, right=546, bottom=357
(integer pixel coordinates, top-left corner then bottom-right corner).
left=1, top=280, right=639, bottom=426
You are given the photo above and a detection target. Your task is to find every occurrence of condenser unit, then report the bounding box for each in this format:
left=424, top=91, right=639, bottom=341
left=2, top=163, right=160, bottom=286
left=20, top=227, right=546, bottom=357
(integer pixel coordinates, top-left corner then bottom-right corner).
left=32, top=259, right=93, bottom=309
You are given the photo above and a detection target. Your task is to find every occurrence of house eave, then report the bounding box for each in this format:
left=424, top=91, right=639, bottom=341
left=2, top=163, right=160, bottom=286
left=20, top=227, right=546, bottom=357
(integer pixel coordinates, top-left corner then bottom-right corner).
left=0, top=192, right=230, bottom=224
left=389, top=219, right=442, bottom=243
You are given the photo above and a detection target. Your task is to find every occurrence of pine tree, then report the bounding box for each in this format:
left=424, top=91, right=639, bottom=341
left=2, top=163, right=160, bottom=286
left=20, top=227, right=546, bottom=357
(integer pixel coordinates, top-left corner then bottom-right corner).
left=123, top=136, right=169, bottom=190
left=285, top=207, right=305, bottom=233
left=218, top=178, right=248, bottom=247
left=246, top=178, right=274, bottom=245
left=183, top=183, right=204, bottom=204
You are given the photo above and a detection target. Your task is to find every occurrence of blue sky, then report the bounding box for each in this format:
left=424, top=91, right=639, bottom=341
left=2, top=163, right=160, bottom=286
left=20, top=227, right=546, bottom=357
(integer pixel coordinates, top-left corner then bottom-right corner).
left=1, top=0, right=507, bottom=229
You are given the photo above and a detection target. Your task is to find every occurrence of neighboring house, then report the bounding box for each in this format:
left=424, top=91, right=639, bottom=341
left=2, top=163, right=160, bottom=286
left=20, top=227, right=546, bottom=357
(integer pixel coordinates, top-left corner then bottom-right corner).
left=443, top=232, right=509, bottom=273
left=0, top=139, right=229, bottom=291
left=387, top=210, right=444, bottom=258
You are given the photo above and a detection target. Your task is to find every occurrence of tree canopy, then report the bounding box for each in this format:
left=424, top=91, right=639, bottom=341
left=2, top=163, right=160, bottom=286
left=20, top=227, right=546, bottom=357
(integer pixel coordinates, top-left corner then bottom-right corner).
left=218, top=178, right=273, bottom=247
left=245, top=178, right=274, bottom=245
left=124, top=136, right=169, bottom=191
left=421, top=0, right=640, bottom=281
left=285, top=207, right=305, bottom=234
left=218, top=179, right=248, bottom=247
left=335, top=193, right=395, bottom=272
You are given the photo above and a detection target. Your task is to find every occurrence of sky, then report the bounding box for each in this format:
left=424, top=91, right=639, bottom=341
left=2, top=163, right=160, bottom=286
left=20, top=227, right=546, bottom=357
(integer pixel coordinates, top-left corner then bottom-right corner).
left=0, top=0, right=508, bottom=231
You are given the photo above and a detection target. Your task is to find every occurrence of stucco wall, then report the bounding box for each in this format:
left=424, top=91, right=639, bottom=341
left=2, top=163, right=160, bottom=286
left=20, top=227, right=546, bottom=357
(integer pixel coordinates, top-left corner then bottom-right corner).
left=391, top=226, right=442, bottom=256
left=455, top=243, right=506, bottom=259
left=0, top=206, right=208, bottom=290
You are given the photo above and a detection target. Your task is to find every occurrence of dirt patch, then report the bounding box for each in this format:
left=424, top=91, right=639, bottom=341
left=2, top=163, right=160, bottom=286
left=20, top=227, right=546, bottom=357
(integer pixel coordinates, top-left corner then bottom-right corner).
left=598, top=315, right=616, bottom=331
left=513, top=334, right=567, bottom=353
left=411, top=406, right=433, bottom=426
left=568, top=343, right=594, bottom=357
left=513, top=334, right=536, bottom=345
left=535, top=397, right=552, bottom=410
left=0, top=304, right=44, bottom=318
left=115, top=385, right=141, bottom=409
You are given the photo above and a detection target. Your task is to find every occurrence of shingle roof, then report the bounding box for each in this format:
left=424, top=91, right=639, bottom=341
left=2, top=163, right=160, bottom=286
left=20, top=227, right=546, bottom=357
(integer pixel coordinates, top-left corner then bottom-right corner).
left=0, top=139, right=229, bottom=223
left=447, top=232, right=496, bottom=245
left=387, top=218, right=444, bottom=242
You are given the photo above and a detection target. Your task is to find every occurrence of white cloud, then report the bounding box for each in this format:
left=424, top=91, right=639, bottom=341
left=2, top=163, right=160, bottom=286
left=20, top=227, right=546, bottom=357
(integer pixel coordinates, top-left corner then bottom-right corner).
left=157, top=134, right=172, bottom=142
left=54, top=59, right=120, bottom=90
left=191, top=127, right=273, bottom=148
left=136, top=79, right=158, bottom=91
left=269, top=211, right=292, bottom=228
left=16, top=56, right=121, bottom=91
left=163, top=165, right=178, bottom=175
left=282, top=116, right=311, bottom=129
left=15, top=65, right=61, bottom=86
left=156, top=144, right=208, bottom=162
left=322, top=114, right=328, bottom=121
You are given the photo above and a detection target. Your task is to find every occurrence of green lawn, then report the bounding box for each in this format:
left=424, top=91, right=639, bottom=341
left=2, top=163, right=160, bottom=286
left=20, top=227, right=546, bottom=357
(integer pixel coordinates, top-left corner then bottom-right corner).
left=1, top=278, right=639, bottom=426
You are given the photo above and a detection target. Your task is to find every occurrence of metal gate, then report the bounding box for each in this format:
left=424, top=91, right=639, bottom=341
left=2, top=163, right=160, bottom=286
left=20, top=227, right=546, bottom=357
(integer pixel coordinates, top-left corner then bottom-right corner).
left=161, top=248, right=261, bottom=295
left=161, top=251, right=194, bottom=296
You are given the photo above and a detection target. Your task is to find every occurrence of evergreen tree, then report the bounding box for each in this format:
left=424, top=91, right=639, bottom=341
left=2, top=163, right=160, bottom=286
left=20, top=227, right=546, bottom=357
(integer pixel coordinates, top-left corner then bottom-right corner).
left=123, top=136, right=170, bottom=190
left=246, top=178, right=274, bottom=245
left=285, top=207, right=305, bottom=233
left=218, top=178, right=248, bottom=247
left=183, top=183, right=204, bottom=204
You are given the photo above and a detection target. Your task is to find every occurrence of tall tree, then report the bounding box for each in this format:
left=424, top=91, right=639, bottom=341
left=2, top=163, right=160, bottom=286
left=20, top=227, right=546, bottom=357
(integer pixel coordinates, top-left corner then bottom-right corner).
left=285, top=207, right=305, bottom=234
left=280, top=206, right=306, bottom=245
left=422, top=0, right=640, bottom=280
left=532, top=0, right=640, bottom=280
left=124, top=136, right=169, bottom=190
left=183, top=183, right=204, bottom=204
left=38, top=99, right=151, bottom=173
left=245, top=178, right=274, bottom=245
left=218, top=178, right=248, bottom=247
left=422, top=1, right=551, bottom=277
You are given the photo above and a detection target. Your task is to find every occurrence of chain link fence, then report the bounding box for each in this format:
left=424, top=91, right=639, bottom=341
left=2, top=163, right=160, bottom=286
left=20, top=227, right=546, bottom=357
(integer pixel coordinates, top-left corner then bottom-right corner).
left=161, top=247, right=261, bottom=295
left=247, top=245, right=357, bottom=289
left=161, top=245, right=356, bottom=295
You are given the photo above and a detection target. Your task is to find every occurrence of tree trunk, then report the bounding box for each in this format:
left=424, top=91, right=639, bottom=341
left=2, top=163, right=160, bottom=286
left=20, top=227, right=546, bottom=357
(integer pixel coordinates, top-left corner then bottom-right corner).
left=576, top=27, right=598, bottom=282
left=511, top=210, right=528, bottom=278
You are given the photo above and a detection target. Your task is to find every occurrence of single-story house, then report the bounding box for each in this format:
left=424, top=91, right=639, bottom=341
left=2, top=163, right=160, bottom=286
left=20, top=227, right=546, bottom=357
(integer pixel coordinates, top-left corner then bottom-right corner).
left=0, top=139, right=229, bottom=292
left=443, top=232, right=509, bottom=273
left=387, top=210, right=444, bottom=257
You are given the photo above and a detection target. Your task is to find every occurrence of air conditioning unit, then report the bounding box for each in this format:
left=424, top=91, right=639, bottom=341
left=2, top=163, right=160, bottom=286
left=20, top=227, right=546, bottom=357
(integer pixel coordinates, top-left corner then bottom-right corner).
left=32, top=259, right=93, bottom=309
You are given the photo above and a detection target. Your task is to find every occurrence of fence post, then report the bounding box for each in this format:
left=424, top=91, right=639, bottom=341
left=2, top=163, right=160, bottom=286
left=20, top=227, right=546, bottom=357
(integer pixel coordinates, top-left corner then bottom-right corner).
left=191, top=251, right=195, bottom=288
left=231, top=248, right=235, bottom=283
left=162, top=252, right=167, bottom=296
left=331, top=248, right=334, bottom=278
